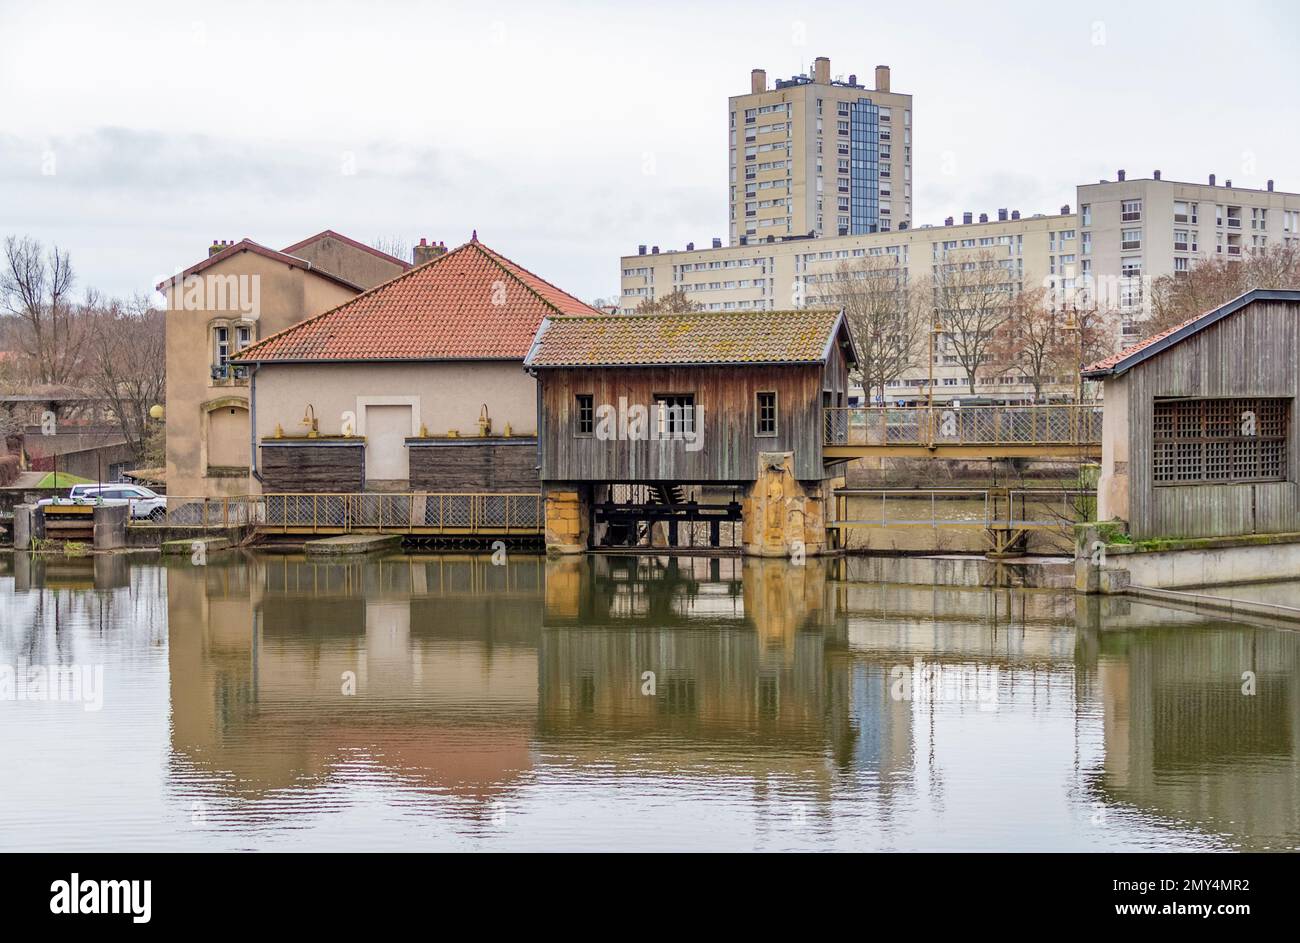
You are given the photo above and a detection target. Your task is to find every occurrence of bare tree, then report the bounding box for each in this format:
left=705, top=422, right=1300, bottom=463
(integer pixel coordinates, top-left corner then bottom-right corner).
left=987, top=287, right=1058, bottom=402
left=635, top=289, right=703, bottom=314
left=371, top=235, right=412, bottom=264
left=1149, top=243, right=1300, bottom=333
left=1, top=236, right=86, bottom=385
left=929, top=248, right=1016, bottom=395
left=81, top=295, right=166, bottom=464
left=825, top=256, right=925, bottom=404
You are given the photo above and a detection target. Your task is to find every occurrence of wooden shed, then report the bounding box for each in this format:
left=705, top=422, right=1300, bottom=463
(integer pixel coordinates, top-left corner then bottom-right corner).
left=524, top=308, right=858, bottom=485
left=524, top=308, right=858, bottom=556
left=1083, top=289, right=1300, bottom=539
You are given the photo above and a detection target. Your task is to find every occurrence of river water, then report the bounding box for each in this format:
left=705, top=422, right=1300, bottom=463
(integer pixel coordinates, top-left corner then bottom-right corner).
left=1, top=551, right=1296, bottom=851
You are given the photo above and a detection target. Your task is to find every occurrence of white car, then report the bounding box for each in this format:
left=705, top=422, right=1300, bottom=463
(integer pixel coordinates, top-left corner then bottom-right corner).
left=38, top=484, right=168, bottom=522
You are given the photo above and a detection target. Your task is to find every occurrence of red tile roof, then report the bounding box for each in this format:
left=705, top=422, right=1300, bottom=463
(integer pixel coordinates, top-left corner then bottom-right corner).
left=154, top=238, right=364, bottom=293
left=1082, top=289, right=1300, bottom=378
left=236, top=237, right=604, bottom=363
left=524, top=309, right=854, bottom=368
left=280, top=229, right=411, bottom=270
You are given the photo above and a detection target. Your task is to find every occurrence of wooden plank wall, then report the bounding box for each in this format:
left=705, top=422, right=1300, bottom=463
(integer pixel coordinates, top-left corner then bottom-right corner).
left=408, top=441, right=540, bottom=492
left=260, top=443, right=365, bottom=492
left=1127, top=299, right=1300, bottom=538
left=538, top=364, right=825, bottom=482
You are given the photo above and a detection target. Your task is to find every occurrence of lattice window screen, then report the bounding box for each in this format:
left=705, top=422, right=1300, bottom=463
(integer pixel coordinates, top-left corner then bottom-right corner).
left=1152, top=397, right=1289, bottom=485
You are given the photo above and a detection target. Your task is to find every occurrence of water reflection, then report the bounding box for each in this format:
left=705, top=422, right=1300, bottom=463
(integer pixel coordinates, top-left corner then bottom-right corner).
left=0, top=551, right=1296, bottom=850
left=1079, top=596, right=1300, bottom=851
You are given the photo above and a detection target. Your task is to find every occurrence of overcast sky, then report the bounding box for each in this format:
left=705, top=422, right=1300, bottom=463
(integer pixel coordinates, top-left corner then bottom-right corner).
left=1, top=0, right=1297, bottom=303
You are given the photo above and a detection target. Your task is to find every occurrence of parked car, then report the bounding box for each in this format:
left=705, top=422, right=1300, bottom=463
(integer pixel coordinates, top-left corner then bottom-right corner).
left=38, top=484, right=168, bottom=522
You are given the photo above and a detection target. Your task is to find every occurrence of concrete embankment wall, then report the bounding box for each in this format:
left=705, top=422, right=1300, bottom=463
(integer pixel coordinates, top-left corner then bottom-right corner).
left=1076, top=526, right=1300, bottom=593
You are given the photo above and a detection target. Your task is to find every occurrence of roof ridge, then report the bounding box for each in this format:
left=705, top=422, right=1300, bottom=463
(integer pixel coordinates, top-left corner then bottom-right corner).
left=471, top=242, right=606, bottom=316
left=466, top=242, right=565, bottom=317
left=280, top=229, right=413, bottom=270
left=543, top=307, right=842, bottom=321
left=155, top=238, right=364, bottom=293
left=238, top=239, right=480, bottom=360
left=1082, top=288, right=1300, bottom=377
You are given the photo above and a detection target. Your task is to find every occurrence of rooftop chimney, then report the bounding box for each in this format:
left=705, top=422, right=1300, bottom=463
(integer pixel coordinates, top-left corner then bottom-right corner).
left=638, top=245, right=647, bottom=255
left=1061, top=204, right=1071, bottom=215
left=712, top=237, right=722, bottom=248
left=944, top=216, right=954, bottom=226
left=979, top=213, right=988, bottom=223
left=1209, top=173, right=1216, bottom=186
left=208, top=239, right=228, bottom=257
left=750, top=68, right=766, bottom=94
left=1225, top=179, right=1232, bottom=188
left=813, top=57, right=830, bottom=84
left=1268, top=179, right=1275, bottom=192
left=962, top=211, right=973, bottom=224
left=1117, top=169, right=1126, bottom=182
left=848, top=74, right=857, bottom=86
left=874, top=64, right=890, bottom=92
left=413, top=238, right=446, bottom=266
left=1153, top=169, right=1161, bottom=180
left=651, top=246, right=659, bottom=254
left=686, top=242, right=694, bottom=252
left=1011, top=210, right=1021, bottom=220
left=997, top=208, right=1008, bottom=221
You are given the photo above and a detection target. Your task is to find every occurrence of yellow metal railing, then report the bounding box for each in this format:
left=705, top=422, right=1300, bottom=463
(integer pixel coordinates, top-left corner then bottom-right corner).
left=823, top=404, right=1103, bottom=448
left=127, top=492, right=543, bottom=535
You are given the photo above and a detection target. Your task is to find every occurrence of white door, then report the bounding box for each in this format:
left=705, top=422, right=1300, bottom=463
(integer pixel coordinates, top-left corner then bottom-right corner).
left=364, top=405, right=412, bottom=482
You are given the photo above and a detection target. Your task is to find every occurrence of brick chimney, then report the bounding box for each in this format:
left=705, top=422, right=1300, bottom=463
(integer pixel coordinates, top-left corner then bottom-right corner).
left=209, top=239, right=230, bottom=257
left=751, top=68, right=766, bottom=94
left=813, top=56, right=830, bottom=84
left=874, top=65, right=890, bottom=92
left=413, top=238, right=447, bottom=266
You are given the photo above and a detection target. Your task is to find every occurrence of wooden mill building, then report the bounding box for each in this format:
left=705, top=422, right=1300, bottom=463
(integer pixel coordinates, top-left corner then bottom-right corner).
left=1083, top=288, right=1300, bottom=539
left=523, top=308, right=859, bottom=555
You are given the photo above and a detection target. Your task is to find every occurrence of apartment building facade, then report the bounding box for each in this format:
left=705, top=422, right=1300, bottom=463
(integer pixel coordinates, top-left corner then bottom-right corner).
left=622, top=210, right=1080, bottom=404
left=1076, top=172, right=1300, bottom=338
left=729, top=57, right=913, bottom=246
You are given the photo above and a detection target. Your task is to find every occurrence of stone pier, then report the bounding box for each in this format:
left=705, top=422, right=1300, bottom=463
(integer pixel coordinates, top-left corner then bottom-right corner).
left=741, top=452, right=834, bottom=558
left=544, top=487, right=590, bottom=555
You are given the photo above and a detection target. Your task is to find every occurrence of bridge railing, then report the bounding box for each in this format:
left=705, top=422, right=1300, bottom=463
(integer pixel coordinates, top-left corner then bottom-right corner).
left=824, top=404, right=1103, bottom=447
left=129, top=493, right=543, bottom=534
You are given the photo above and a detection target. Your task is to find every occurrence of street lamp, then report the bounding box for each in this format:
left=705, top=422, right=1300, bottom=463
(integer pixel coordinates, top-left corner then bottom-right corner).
left=1061, top=305, right=1086, bottom=406
left=927, top=319, right=945, bottom=412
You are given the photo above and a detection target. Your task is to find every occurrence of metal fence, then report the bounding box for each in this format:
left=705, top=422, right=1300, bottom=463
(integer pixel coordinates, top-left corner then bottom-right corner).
left=824, top=404, right=1103, bottom=448
left=833, top=488, right=1097, bottom=530
left=128, top=493, right=543, bottom=534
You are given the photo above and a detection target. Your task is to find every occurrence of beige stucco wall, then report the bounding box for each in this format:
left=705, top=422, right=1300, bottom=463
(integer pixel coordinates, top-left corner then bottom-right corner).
left=207, top=402, right=251, bottom=468
left=1096, top=377, right=1129, bottom=522
left=290, top=235, right=407, bottom=289
left=164, top=251, right=359, bottom=498
left=252, top=361, right=537, bottom=486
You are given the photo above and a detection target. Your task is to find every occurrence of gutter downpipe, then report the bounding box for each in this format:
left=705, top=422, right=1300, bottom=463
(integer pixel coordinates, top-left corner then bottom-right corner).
left=530, top=367, right=543, bottom=475
left=249, top=363, right=264, bottom=484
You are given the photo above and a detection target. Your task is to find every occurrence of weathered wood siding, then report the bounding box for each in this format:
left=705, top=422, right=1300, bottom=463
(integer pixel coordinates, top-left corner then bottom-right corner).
left=1126, top=299, right=1300, bottom=539
left=408, top=440, right=540, bottom=492
left=260, top=442, right=365, bottom=492
left=538, top=364, right=827, bottom=482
